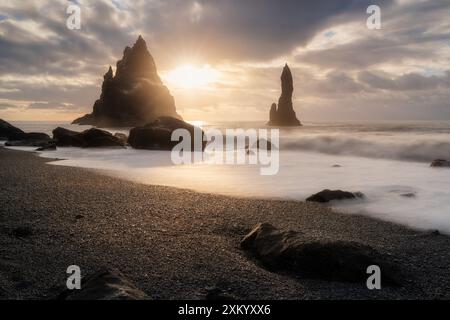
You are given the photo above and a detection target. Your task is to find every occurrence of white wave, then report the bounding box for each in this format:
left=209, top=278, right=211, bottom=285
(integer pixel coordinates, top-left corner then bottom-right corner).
left=280, top=134, right=450, bottom=162
left=5, top=146, right=447, bottom=235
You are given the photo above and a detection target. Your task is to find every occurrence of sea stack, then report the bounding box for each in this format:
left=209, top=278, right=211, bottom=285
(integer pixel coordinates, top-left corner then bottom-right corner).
left=268, top=64, right=301, bottom=126
left=72, top=36, right=181, bottom=127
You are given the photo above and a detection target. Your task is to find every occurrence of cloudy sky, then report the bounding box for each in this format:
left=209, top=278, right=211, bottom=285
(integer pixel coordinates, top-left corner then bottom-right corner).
left=0, top=0, right=449, bottom=122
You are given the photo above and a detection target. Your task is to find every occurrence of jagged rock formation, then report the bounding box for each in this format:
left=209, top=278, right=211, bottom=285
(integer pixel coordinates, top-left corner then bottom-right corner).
left=268, top=64, right=301, bottom=126
left=72, top=36, right=181, bottom=127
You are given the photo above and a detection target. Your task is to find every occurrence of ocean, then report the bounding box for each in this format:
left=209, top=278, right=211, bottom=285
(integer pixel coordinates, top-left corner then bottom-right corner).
left=4, top=120, right=450, bottom=234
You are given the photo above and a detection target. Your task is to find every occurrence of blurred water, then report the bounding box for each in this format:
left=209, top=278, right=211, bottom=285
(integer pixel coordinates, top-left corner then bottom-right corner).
left=5, top=120, right=450, bottom=234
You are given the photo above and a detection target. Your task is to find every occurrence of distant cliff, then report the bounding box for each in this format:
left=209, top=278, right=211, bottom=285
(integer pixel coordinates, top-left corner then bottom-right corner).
left=268, top=64, right=301, bottom=126
left=73, top=36, right=181, bottom=127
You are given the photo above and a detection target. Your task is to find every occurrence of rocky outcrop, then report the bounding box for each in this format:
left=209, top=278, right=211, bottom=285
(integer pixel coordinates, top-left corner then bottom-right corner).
left=430, top=159, right=450, bottom=167
left=57, top=269, right=148, bottom=300
left=0, top=119, right=25, bottom=140
left=267, top=64, right=301, bottom=126
left=128, top=116, right=205, bottom=151
left=52, top=127, right=125, bottom=148
left=306, top=189, right=365, bottom=203
left=1, top=119, right=52, bottom=146
left=241, top=223, right=402, bottom=284
left=72, top=36, right=181, bottom=127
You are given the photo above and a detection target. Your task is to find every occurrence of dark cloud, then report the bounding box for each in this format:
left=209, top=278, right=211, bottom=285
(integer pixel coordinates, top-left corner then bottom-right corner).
left=134, top=0, right=393, bottom=62
left=295, top=37, right=433, bottom=70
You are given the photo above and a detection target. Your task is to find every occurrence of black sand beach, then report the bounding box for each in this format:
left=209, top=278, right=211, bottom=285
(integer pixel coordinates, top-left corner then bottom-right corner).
left=1, top=147, right=449, bottom=300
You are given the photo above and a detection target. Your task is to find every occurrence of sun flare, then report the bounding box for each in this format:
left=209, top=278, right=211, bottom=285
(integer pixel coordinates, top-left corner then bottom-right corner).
left=164, top=64, right=220, bottom=89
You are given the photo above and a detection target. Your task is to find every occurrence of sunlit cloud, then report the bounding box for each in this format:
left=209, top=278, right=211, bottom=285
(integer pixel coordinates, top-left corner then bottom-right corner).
left=0, top=0, right=449, bottom=121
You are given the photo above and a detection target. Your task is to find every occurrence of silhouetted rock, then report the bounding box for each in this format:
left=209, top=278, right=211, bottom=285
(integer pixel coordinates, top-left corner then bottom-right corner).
left=430, top=159, right=450, bottom=167
left=1, top=119, right=51, bottom=146
left=128, top=116, right=205, bottom=151
left=53, top=127, right=125, bottom=148
left=72, top=36, right=181, bottom=127
left=0, top=119, right=25, bottom=140
left=306, top=189, right=365, bottom=203
left=5, top=132, right=52, bottom=147
left=57, top=269, right=148, bottom=300
left=268, top=64, right=301, bottom=126
left=241, top=223, right=402, bottom=284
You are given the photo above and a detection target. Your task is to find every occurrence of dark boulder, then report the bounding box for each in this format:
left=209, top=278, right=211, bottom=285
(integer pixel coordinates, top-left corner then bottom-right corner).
left=5, top=132, right=52, bottom=147
left=267, top=64, right=301, bottom=127
left=72, top=36, right=181, bottom=127
left=52, top=127, right=84, bottom=147
left=306, top=189, right=365, bottom=203
left=0, top=119, right=25, bottom=140
left=128, top=116, right=205, bottom=151
left=52, top=127, right=125, bottom=148
left=430, top=159, right=450, bottom=167
left=57, top=269, right=148, bottom=300
left=1, top=119, right=51, bottom=146
left=241, top=223, right=402, bottom=284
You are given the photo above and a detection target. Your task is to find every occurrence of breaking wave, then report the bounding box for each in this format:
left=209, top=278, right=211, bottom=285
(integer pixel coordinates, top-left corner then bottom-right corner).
left=281, top=134, right=450, bottom=162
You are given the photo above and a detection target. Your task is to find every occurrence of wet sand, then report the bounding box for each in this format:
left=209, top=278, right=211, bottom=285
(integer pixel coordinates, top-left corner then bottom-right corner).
left=0, top=147, right=449, bottom=299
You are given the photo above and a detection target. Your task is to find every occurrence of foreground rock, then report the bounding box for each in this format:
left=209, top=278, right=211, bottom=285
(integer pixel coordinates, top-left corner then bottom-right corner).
left=306, top=189, right=364, bottom=203
left=241, top=223, right=401, bottom=284
left=1, top=119, right=51, bottom=146
left=267, top=64, right=301, bottom=126
left=0, top=119, right=25, bottom=140
left=72, top=36, right=180, bottom=127
left=4, top=133, right=52, bottom=147
left=430, top=159, right=450, bottom=167
left=128, top=116, right=205, bottom=151
left=52, top=127, right=125, bottom=148
left=57, top=269, right=148, bottom=300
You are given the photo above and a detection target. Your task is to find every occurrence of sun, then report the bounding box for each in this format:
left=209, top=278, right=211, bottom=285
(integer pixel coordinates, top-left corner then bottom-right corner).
left=164, top=64, right=220, bottom=89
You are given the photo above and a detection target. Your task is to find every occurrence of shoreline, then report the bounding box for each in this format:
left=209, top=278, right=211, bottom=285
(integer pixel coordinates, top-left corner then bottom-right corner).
left=1, top=147, right=449, bottom=299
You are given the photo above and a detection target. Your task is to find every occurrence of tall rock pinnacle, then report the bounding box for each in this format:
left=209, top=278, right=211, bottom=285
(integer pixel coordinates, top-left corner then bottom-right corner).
left=268, top=63, right=301, bottom=126
left=73, top=35, right=180, bottom=127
